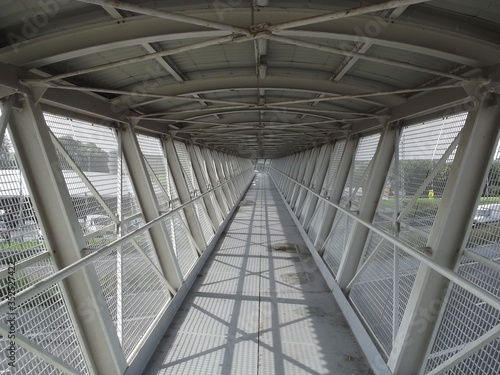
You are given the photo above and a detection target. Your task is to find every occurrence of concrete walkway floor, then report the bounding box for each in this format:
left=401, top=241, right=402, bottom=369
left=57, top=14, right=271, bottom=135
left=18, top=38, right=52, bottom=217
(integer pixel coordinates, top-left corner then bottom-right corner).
left=144, top=174, right=372, bottom=375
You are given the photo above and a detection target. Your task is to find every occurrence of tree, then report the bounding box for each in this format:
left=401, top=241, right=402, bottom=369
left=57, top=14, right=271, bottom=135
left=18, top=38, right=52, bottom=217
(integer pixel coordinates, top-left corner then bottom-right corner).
left=0, top=137, right=16, bottom=169
left=58, top=135, right=110, bottom=173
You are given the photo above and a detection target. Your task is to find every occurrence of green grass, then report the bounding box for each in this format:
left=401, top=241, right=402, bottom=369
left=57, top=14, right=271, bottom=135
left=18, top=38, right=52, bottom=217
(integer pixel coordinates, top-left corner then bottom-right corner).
left=0, top=240, right=42, bottom=251
left=479, top=196, right=500, bottom=204
left=86, top=236, right=116, bottom=248
left=378, top=197, right=442, bottom=209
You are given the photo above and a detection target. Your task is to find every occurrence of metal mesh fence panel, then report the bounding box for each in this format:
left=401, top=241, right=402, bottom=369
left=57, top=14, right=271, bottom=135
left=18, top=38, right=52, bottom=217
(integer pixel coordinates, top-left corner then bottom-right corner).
left=92, top=249, right=119, bottom=328
left=322, top=212, right=353, bottom=275
left=163, top=212, right=198, bottom=278
left=0, top=123, right=92, bottom=374
left=46, top=114, right=119, bottom=236
left=425, top=280, right=500, bottom=374
left=136, top=140, right=198, bottom=278
left=342, top=134, right=380, bottom=211
left=298, top=145, right=326, bottom=223
left=424, top=128, right=500, bottom=374
left=194, top=145, right=224, bottom=224
left=121, top=162, right=141, bottom=220
left=120, top=236, right=171, bottom=359
left=347, top=114, right=466, bottom=359
left=397, top=113, right=466, bottom=248
left=173, top=141, right=214, bottom=244
left=137, top=134, right=171, bottom=213
left=0, top=265, right=90, bottom=374
left=307, top=140, right=346, bottom=242
left=322, top=135, right=379, bottom=274
left=0, top=130, right=49, bottom=265
left=350, top=234, right=395, bottom=355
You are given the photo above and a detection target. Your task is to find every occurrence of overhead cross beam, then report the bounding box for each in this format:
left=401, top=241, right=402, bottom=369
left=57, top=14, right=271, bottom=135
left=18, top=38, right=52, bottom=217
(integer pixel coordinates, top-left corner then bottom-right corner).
left=267, top=0, right=431, bottom=31
left=76, top=0, right=250, bottom=35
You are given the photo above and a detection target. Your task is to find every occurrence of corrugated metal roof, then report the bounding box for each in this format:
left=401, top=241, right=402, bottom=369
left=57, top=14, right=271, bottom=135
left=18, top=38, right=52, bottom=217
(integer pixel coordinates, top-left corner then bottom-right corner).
left=0, top=1, right=499, bottom=158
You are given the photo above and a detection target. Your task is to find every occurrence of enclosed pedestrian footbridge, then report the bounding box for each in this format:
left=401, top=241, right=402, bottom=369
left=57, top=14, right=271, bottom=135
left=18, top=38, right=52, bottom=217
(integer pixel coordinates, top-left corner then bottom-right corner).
left=0, top=1, right=499, bottom=374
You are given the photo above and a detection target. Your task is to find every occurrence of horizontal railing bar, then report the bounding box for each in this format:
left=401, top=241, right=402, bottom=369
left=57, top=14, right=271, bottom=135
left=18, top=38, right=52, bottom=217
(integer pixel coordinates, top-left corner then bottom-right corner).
left=0, top=252, right=50, bottom=279
left=268, top=167, right=500, bottom=312
left=0, top=167, right=254, bottom=315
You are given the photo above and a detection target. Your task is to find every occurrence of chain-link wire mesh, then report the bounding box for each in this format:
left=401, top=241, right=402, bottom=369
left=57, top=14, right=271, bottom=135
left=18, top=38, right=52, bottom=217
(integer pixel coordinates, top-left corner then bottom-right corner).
left=0, top=123, right=92, bottom=374
left=46, top=114, right=119, bottom=240
left=342, top=134, right=380, bottom=211
left=0, top=130, right=48, bottom=265
left=322, top=135, right=379, bottom=275
left=0, top=254, right=90, bottom=374
left=194, top=145, right=224, bottom=224
left=173, top=141, right=214, bottom=244
left=307, top=140, right=346, bottom=242
left=424, top=123, right=500, bottom=374
left=397, top=113, right=466, bottom=248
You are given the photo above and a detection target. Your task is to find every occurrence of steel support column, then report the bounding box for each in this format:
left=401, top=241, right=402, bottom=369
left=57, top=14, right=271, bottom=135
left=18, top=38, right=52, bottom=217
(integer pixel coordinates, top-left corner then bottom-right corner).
left=287, top=152, right=307, bottom=202
left=290, top=149, right=313, bottom=209
left=336, top=123, right=396, bottom=289
left=188, top=143, right=220, bottom=229
left=294, top=147, right=321, bottom=212
left=314, top=136, right=358, bottom=250
left=282, top=154, right=298, bottom=199
left=121, top=126, right=184, bottom=289
left=211, top=149, right=236, bottom=207
left=388, top=96, right=500, bottom=374
left=302, top=143, right=333, bottom=228
left=163, top=136, right=207, bottom=250
left=8, top=92, right=127, bottom=375
left=220, top=152, right=238, bottom=203
left=202, top=148, right=230, bottom=215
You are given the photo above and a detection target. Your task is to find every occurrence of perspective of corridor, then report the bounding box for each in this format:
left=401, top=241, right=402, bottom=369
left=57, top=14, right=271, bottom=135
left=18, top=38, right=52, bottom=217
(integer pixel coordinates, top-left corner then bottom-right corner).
left=145, top=174, right=371, bottom=374
left=1, top=1, right=500, bottom=375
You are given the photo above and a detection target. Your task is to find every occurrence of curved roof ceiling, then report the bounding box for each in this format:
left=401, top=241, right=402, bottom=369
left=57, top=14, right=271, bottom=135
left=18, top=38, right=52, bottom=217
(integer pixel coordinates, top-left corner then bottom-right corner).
left=1, top=0, right=499, bottom=158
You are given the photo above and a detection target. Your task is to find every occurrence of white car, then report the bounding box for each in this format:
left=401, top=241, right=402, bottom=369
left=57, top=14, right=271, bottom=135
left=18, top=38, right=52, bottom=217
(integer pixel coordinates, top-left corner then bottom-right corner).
left=473, top=204, right=500, bottom=226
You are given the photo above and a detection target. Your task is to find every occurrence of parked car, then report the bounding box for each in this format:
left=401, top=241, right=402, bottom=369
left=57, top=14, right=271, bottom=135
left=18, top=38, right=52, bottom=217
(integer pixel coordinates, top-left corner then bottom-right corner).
left=472, top=204, right=500, bottom=227
left=85, top=214, right=113, bottom=231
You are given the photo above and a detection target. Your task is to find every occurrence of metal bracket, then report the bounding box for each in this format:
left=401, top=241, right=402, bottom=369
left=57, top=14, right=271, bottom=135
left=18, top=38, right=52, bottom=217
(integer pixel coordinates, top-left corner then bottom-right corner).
left=463, top=79, right=492, bottom=107
left=31, top=84, right=48, bottom=104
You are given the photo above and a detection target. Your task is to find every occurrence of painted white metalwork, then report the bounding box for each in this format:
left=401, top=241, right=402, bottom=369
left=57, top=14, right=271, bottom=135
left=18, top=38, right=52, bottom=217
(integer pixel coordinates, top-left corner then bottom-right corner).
left=268, top=97, right=500, bottom=375
left=0, top=93, right=254, bottom=374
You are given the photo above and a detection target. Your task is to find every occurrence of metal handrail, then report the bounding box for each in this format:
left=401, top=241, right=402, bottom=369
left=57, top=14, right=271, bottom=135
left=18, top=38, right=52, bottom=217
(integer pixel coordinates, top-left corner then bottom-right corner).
left=267, top=167, right=500, bottom=312
left=0, top=167, right=255, bottom=314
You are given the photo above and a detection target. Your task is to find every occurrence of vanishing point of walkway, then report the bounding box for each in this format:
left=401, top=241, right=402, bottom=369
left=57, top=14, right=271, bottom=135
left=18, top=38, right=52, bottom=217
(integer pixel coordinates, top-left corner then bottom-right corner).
left=144, top=174, right=372, bottom=375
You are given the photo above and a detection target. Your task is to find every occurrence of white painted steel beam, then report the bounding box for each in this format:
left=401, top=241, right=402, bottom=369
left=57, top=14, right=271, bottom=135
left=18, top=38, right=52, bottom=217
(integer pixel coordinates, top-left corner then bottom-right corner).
left=268, top=0, right=430, bottom=31
left=265, top=35, right=467, bottom=81
left=426, top=324, right=500, bottom=375
left=314, top=136, right=357, bottom=250
left=294, top=147, right=320, bottom=212
left=270, top=166, right=500, bottom=312
left=202, top=147, right=230, bottom=215
left=50, top=130, right=119, bottom=224
left=0, top=95, right=14, bottom=145
left=337, top=123, right=396, bottom=289
left=8, top=91, right=126, bottom=375
left=25, top=35, right=241, bottom=84
left=0, top=322, right=85, bottom=375
left=302, top=143, right=334, bottom=229
left=163, top=136, right=207, bottom=251
left=290, top=149, right=316, bottom=209
left=3, top=11, right=495, bottom=71
left=219, top=152, right=239, bottom=204
left=121, top=125, right=184, bottom=289
left=211, top=150, right=237, bottom=206
left=388, top=96, right=500, bottom=374
left=76, top=0, right=250, bottom=35
left=188, top=143, right=221, bottom=230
